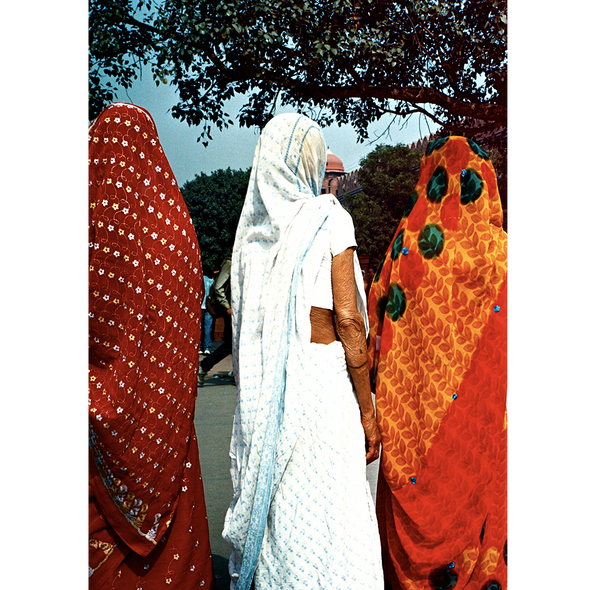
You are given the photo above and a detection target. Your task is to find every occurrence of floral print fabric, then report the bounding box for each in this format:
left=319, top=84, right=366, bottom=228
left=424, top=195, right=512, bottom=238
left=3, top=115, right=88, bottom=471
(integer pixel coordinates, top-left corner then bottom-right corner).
left=88, top=103, right=215, bottom=589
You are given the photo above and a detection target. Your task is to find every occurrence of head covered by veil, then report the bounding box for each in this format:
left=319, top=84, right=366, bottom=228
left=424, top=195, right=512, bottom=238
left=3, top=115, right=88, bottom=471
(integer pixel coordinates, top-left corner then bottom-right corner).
left=223, top=113, right=366, bottom=589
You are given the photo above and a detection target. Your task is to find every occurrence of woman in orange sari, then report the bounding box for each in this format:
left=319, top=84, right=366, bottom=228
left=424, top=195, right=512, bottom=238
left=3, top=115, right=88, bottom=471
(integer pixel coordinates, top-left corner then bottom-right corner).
left=88, top=103, right=216, bottom=589
left=367, top=136, right=507, bottom=589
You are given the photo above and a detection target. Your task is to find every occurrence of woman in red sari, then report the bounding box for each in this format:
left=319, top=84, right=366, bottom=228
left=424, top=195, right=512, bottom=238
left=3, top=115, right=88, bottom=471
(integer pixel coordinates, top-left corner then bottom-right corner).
left=368, top=136, right=507, bottom=590
left=88, top=103, right=216, bottom=589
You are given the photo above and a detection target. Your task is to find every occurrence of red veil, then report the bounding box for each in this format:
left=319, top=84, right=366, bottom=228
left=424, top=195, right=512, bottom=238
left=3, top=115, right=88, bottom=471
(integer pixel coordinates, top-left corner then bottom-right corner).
left=88, top=103, right=215, bottom=589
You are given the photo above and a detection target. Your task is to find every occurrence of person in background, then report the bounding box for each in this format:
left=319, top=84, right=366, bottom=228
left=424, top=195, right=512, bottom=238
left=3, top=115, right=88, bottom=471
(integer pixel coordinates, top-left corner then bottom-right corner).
left=198, top=254, right=232, bottom=385
left=223, top=113, right=383, bottom=590
left=88, top=103, right=216, bottom=590
left=201, top=265, right=214, bottom=355
left=367, top=136, right=507, bottom=589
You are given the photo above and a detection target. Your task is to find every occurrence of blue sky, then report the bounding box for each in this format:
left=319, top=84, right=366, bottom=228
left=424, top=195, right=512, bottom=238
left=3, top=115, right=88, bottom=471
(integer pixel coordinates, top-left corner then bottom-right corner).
left=107, top=71, right=439, bottom=186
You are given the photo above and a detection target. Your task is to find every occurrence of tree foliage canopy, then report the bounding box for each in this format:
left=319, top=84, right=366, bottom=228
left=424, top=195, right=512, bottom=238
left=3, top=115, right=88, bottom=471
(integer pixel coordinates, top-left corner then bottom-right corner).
left=344, top=143, right=421, bottom=270
left=90, top=0, right=506, bottom=141
left=180, top=167, right=251, bottom=271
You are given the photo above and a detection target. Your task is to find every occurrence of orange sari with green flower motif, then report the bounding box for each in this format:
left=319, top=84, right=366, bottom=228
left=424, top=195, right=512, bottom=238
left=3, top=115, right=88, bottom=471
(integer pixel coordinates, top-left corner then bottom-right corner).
left=367, top=136, right=507, bottom=590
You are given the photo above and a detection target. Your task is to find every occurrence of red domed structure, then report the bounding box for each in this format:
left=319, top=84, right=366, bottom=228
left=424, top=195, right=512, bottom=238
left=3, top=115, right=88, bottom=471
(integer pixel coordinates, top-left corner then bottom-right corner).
left=325, top=150, right=345, bottom=174
left=322, top=149, right=346, bottom=195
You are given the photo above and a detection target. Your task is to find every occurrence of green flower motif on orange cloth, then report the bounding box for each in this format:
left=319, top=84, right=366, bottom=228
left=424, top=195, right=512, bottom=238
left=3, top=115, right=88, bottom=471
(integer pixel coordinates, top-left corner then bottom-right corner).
left=418, top=223, right=445, bottom=259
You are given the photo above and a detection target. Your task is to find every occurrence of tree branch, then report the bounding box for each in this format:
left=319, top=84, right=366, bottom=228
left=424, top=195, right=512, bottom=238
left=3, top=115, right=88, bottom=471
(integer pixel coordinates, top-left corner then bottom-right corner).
left=280, top=77, right=506, bottom=124
left=124, top=15, right=158, bottom=35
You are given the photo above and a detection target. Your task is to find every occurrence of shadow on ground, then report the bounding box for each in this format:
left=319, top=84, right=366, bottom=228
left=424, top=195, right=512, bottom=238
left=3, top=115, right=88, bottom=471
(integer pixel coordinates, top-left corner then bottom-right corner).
left=212, top=554, right=231, bottom=590
left=201, top=371, right=236, bottom=387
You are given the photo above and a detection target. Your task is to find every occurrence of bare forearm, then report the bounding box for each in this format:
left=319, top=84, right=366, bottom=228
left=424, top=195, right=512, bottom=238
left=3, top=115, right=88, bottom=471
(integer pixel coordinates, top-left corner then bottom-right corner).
left=336, top=313, right=380, bottom=463
left=332, top=248, right=375, bottom=417
left=335, top=314, right=375, bottom=417
left=347, top=365, right=375, bottom=416
left=331, top=246, right=380, bottom=463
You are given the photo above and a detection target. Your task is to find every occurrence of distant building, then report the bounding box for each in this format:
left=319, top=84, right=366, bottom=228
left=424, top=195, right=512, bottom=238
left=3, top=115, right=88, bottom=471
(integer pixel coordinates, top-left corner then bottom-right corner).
left=321, top=150, right=346, bottom=196
left=321, top=149, right=362, bottom=202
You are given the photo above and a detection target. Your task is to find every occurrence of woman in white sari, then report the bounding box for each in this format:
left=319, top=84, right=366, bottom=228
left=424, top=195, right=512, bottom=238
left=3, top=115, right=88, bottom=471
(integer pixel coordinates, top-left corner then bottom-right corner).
left=222, top=113, right=383, bottom=590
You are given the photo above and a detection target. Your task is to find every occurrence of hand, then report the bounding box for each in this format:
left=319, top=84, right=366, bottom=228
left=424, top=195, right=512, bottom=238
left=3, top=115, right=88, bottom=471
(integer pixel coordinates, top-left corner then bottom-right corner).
left=227, top=307, right=232, bottom=315
left=361, top=414, right=381, bottom=465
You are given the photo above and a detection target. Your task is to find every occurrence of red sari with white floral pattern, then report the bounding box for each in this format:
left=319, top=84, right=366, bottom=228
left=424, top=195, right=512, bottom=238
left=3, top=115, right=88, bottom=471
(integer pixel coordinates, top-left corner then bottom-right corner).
left=88, top=103, right=216, bottom=589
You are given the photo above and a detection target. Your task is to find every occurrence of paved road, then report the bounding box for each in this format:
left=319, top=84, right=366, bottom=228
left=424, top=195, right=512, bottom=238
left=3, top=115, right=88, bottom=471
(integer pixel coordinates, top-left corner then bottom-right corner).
left=194, top=344, right=380, bottom=589
left=194, top=346, right=236, bottom=589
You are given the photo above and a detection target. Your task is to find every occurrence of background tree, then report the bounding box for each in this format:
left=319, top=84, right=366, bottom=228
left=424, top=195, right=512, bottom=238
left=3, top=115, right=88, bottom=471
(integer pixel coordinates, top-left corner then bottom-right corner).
left=89, top=0, right=157, bottom=119
left=181, top=167, right=251, bottom=271
left=89, top=0, right=507, bottom=142
left=344, top=143, right=421, bottom=270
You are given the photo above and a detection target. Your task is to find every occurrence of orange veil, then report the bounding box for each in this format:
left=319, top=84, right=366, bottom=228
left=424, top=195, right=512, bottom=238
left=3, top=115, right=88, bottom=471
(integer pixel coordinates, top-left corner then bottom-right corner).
left=367, top=136, right=507, bottom=589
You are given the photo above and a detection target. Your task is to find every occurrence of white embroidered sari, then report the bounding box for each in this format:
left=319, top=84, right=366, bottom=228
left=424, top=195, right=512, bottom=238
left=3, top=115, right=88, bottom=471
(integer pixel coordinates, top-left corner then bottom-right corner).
left=222, top=113, right=382, bottom=590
